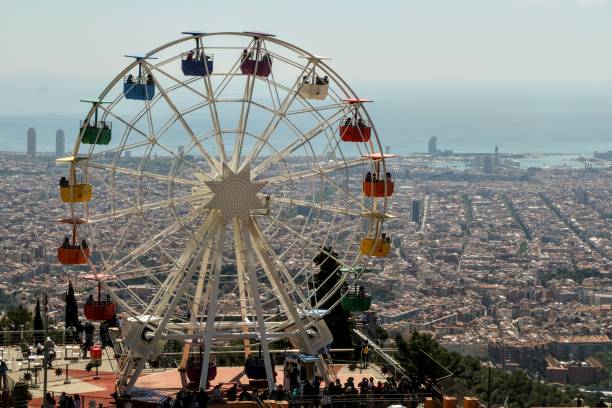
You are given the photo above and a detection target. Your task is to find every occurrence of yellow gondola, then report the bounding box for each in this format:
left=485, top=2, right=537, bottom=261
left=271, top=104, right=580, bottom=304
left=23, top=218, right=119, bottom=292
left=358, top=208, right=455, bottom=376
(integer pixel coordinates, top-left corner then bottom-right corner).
left=59, top=183, right=92, bottom=203
left=360, top=236, right=391, bottom=257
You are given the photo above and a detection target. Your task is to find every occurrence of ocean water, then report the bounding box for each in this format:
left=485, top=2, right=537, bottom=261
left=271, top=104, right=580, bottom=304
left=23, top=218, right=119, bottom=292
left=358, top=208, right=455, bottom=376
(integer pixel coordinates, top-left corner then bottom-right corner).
left=1, top=83, right=611, bottom=155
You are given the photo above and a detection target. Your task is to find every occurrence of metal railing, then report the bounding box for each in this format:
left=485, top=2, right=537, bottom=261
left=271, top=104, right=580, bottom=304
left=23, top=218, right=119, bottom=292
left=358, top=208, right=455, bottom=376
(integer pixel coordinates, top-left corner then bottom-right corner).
left=287, top=393, right=431, bottom=408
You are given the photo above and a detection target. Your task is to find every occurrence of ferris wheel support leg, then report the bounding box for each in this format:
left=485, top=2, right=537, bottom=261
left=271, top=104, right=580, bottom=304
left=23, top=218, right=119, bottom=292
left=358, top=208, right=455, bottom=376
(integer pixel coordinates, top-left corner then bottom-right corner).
left=232, top=218, right=253, bottom=358
left=239, top=219, right=275, bottom=391
left=179, top=244, right=213, bottom=388
left=198, top=220, right=226, bottom=390
left=245, top=218, right=331, bottom=386
left=121, top=212, right=219, bottom=394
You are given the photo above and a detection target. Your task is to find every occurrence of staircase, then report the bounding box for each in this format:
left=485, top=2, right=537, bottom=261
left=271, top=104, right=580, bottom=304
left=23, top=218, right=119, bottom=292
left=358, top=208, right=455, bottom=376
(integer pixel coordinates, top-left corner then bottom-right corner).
left=108, top=327, right=125, bottom=358
left=352, top=328, right=408, bottom=379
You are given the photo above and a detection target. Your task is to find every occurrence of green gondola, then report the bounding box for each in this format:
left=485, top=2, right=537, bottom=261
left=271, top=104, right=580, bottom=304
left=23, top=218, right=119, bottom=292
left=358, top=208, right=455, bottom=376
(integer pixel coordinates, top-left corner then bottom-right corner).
left=341, top=294, right=372, bottom=312
left=79, top=99, right=112, bottom=145
left=80, top=122, right=112, bottom=145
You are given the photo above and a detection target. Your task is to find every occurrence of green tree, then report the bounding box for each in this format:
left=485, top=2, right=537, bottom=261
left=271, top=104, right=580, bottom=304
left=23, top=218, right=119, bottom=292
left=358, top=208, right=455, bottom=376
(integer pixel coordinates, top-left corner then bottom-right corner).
left=396, top=331, right=580, bottom=408
left=312, top=247, right=352, bottom=348
left=6, top=304, right=33, bottom=329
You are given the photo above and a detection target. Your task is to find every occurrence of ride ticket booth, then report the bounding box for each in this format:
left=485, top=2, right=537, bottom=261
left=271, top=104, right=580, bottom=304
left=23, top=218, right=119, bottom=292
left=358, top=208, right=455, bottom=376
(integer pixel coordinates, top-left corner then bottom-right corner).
left=283, top=353, right=319, bottom=394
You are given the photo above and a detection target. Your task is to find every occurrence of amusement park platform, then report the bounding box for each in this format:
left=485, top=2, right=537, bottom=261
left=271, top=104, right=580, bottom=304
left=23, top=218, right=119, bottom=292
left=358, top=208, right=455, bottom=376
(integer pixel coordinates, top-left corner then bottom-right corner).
left=23, top=362, right=388, bottom=407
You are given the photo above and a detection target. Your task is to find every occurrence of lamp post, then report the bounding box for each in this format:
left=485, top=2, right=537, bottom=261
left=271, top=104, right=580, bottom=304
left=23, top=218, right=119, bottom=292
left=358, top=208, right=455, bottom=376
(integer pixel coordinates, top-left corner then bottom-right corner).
left=43, top=294, right=48, bottom=399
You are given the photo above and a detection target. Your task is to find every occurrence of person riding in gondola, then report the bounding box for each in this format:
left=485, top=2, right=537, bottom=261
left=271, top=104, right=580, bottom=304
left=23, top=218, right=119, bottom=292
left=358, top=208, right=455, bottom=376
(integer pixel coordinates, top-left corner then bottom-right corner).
left=81, top=239, right=88, bottom=249
left=343, top=117, right=352, bottom=127
left=358, top=286, right=366, bottom=298
left=62, top=237, right=70, bottom=249
left=365, top=172, right=372, bottom=182
left=86, top=294, right=94, bottom=304
left=126, top=74, right=134, bottom=84
left=59, top=177, right=69, bottom=187
left=187, top=51, right=194, bottom=61
left=357, top=118, right=365, bottom=127
left=323, top=75, right=329, bottom=84
left=146, top=74, right=154, bottom=85
left=241, top=49, right=248, bottom=62
left=303, top=75, right=309, bottom=84
left=386, top=172, right=392, bottom=181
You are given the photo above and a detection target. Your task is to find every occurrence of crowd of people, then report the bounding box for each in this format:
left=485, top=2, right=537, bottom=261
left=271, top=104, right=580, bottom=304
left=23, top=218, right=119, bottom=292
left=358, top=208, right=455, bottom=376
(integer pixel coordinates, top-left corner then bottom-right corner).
left=43, top=391, right=82, bottom=408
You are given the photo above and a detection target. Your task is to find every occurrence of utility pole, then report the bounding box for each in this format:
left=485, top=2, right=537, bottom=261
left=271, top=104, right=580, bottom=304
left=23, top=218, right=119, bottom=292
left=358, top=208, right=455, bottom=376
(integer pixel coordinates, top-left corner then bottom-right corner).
left=43, top=293, right=49, bottom=399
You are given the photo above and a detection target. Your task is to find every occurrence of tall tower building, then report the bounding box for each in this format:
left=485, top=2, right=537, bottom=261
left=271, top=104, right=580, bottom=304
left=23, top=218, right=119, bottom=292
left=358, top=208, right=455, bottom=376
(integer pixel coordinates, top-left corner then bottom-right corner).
left=27, top=128, right=37, bottom=157
left=428, top=136, right=438, bottom=155
left=56, top=129, right=66, bottom=157
left=411, top=199, right=422, bottom=224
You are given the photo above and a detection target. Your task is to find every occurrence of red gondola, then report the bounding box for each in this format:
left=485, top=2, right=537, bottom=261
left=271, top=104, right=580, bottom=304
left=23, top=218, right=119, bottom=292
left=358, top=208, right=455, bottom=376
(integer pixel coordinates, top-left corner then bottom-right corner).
left=339, top=98, right=373, bottom=142
left=239, top=34, right=273, bottom=77
left=84, top=281, right=116, bottom=321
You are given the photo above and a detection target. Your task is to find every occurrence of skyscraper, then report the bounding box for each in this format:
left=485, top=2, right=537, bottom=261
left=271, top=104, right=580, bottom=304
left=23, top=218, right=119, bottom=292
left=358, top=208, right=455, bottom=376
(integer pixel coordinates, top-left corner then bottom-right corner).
left=411, top=199, right=421, bottom=224
left=56, top=129, right=66, bottom=157
left=27, top=128, right=36, bottom=157
left=428, top=136, right=438, bottom=155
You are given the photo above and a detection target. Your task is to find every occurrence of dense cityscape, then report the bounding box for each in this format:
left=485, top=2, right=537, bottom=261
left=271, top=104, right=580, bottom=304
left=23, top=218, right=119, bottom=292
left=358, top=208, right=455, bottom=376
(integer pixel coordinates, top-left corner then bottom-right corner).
left=2, top=127, right=611, bottom=399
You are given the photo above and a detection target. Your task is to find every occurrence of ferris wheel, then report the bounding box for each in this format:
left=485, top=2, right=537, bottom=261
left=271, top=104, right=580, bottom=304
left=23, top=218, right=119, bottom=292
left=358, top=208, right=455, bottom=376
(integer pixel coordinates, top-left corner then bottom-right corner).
left=55, top=31, right=395, bottom=396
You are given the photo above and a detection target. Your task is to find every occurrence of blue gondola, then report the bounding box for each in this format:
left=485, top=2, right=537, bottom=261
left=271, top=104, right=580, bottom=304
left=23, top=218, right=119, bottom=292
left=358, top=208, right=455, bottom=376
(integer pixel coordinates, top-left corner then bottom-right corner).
left=181, top=31, right=214, bottom=76
left=123, top=77, right=155, bottom=101
left=123, top=55, right=157, bottom=101
left=181, top=55, right=214, bottom=76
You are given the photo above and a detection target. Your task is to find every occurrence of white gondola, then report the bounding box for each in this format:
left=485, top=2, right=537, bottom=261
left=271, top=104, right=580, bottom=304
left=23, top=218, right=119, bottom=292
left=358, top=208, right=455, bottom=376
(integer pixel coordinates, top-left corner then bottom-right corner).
left=299, top=82, right=329, bottom=100
left=298, top=54, right=330, bottom=100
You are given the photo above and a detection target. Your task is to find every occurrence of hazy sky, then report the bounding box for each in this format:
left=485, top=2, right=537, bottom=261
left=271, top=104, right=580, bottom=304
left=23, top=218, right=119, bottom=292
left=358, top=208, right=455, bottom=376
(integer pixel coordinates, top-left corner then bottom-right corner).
left=1, top=0, right=611, bottom=114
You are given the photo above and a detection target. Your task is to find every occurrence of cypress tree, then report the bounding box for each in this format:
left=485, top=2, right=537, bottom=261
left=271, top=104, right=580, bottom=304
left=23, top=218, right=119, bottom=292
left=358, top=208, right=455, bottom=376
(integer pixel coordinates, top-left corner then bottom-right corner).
left=65, top=281, right=80, bottom=339
left=312, top=247, right=352, bottom=348
left=33, top=298, right=44, bottom=344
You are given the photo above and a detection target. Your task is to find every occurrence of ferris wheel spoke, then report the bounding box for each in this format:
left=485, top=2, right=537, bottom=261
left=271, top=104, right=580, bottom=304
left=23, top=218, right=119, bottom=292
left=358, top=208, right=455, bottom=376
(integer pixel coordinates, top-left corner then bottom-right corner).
left=263, top=218, right=355, bottom=311
left=259, top=156, right=368, bottom=185
left=230, top=70, right=257, bottom=172
left=244, top=217, right=318, bottom=355
left=238, top=63, right=311, bottom=172
left=269, top=196, right=366, bottom=218
left=146, top=61, right=227, bottom=164
left=250, top=107, right=346, bottom=178
left=150, top=210, right=220, bottom=318
left=142, top=62, right=221, bottom=175
left=86, top=192, right=211, bottom=224
left=202, top=70, right=227, bottom=164
left=99, top=206, right=205, bottom=276
left=246, top=218, right=310, bottom=311
left=286, top=102, right=346, bottom=116
left=148, top=63, right=211, bottom=102
left=85, top=161, right=200, bottom=187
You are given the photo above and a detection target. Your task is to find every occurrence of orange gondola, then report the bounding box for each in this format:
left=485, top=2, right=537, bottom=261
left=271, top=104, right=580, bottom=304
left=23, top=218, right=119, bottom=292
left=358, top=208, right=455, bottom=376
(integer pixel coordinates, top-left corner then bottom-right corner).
left=362, top=153, right=395, bottom=198
left=57, top=217, right=90, bottom=265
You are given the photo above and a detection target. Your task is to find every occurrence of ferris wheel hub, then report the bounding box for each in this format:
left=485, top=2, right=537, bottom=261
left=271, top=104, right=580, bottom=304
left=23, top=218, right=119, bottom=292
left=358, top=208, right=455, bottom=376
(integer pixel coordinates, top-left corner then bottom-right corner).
left=204, top=164, right=267, bottom=222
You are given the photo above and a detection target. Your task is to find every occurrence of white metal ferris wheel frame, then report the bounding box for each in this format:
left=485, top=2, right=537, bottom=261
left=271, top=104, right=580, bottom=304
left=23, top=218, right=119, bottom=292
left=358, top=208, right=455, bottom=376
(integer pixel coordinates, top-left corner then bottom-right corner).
left=65, top=31, right=392, bottom=395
